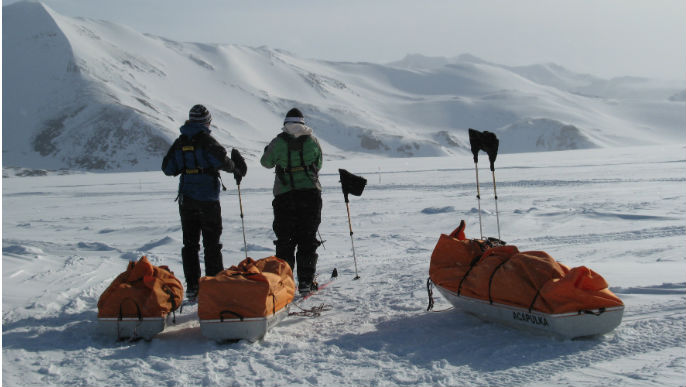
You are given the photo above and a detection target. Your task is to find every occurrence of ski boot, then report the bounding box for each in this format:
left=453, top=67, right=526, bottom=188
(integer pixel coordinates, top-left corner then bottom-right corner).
left=298, top=280, right=319, bottom=295
left=186, top=284, right=199, bottom=302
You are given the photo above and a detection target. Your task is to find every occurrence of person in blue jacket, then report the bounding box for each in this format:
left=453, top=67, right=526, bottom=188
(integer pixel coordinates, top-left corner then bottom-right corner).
left=162, top=104, right=247, bottom=299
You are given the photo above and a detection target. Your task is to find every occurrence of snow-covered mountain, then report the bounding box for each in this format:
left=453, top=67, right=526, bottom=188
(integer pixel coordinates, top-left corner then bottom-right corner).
left=3, top=2, right=684, bottom=171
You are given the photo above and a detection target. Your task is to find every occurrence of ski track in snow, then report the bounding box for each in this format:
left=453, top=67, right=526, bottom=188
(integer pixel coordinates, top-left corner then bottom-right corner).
left=519, top=226, right=686, bottom=247
left=3, top=146, right=686, bottom=386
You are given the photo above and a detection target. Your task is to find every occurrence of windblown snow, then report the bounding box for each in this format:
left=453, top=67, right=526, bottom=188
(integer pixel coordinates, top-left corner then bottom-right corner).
left=2, top=2, right=684, bottom=171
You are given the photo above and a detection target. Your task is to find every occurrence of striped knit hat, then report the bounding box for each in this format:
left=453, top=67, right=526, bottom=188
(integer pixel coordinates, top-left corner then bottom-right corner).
left=284, top=108, right=305, bottom=124
left=189, top=104, right=212, bottom=125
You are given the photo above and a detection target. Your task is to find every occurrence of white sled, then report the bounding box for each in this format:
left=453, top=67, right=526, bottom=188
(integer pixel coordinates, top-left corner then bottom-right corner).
left=199, top=305, right=290, bottom=342
left=96, top=316, right=168, bottom=341
left=434, top=284, right=624, bottom=339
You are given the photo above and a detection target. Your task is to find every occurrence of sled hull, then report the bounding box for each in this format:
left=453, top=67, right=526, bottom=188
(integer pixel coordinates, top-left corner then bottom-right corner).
left=199, top=306, right=290, bottom=342
left=97, top=317, right=167, bottom=340
left=435, top=285, right=623, bottom=339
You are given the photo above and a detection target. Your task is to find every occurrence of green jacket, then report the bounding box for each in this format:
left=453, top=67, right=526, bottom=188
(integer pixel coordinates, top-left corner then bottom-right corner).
left=261, top=123, right=323, bottom=196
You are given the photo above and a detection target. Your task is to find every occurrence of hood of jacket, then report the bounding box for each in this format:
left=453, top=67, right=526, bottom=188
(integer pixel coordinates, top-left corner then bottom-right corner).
left=282, top=123, right=312, bottom=138
left=180, top=122, right=211, bottom=138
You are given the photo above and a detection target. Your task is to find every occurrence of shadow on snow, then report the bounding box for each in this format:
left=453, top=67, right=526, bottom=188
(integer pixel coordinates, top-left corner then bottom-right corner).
left=325, top=309, right=604, bottom=372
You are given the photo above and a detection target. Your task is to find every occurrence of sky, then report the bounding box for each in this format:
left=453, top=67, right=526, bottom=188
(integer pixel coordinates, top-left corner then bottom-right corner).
left=2, top=0, right=686, bottom=81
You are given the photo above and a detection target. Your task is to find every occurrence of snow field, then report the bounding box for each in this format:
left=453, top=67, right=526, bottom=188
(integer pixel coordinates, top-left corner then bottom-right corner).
left=2, top=145, right=685, bottom=386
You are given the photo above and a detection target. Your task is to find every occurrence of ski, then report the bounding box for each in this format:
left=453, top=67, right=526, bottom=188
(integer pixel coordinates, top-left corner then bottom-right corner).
left=293, top=276, right=335, bottom=304
left=301, top=274, right=336, bottom=301
left=288, top=268, right=337, bottom=317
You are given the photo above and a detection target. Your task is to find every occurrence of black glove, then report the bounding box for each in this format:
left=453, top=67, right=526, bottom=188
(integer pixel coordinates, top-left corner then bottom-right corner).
left=231, top=148, right=247, bottom=184
left=233, top=171, right=243, bottom=185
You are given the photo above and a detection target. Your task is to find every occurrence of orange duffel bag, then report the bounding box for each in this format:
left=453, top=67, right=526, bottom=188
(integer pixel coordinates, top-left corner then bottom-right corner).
left=97, top=256, right=183, bottom=320
left=198, top=256, right=295, bottom=321
left=429, top=221, right=623, bottom=315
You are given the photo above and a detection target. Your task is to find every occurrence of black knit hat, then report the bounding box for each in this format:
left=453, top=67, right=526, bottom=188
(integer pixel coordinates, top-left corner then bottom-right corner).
left=284, top=108, right=305, bottom=124
left=189, top=104, right=212, bottom=125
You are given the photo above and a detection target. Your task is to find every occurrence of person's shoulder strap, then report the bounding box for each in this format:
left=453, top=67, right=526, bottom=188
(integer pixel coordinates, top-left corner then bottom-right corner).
left=277, top=131, right=292, bottom=144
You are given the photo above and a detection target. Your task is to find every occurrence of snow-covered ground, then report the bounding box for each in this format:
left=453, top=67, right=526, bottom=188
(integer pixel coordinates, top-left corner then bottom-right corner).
left=3, top=145, right=685, bottom=386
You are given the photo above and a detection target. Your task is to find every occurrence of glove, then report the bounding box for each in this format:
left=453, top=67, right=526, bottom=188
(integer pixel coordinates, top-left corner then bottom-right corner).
left=233, top=170, right=243, bottom=185
left=231, top=148, right=247, bottom=184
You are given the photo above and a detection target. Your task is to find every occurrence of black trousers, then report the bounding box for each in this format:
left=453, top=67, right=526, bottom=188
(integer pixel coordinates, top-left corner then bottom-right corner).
left=272, top=189, right=322, bottom=283
left=179, top=196, right=224, bottom=288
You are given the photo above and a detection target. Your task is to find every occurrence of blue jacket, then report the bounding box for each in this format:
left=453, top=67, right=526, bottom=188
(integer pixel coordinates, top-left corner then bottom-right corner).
left=162, top=123, right=235, bottom=201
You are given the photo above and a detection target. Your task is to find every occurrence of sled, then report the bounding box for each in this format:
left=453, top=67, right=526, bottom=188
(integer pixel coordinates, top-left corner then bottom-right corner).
left=432, top=282, right=624, bottom=339
left=199, top=305, right=290, bottom=342
left=97, top=256, right=183, bottom=341
left=198, top=256, right=295, bottom=342
left=96, top=316, right=168, bottom=341
left=428, top=221, right=624, bottom=339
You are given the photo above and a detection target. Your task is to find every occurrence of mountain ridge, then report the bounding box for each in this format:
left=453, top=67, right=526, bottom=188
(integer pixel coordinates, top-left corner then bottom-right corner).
left=3, top=1, right=684, bottom=171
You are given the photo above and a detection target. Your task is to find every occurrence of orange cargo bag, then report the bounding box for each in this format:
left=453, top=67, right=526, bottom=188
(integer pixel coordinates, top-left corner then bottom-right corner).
left=198, top=256, right=295, bottom=321
left=429, top=221, right=623, bottom=314
left=97, top=256, right=184, bottom=319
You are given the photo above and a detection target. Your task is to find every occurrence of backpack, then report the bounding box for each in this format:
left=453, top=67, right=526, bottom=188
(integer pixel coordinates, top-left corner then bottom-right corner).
left=275, top=132, right=318, bottom=188
left=175, top=132, right=218, bottom=176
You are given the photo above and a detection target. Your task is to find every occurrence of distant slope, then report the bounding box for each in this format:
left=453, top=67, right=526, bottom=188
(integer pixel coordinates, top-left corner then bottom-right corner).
left=3, top=2, right=684, bottom=171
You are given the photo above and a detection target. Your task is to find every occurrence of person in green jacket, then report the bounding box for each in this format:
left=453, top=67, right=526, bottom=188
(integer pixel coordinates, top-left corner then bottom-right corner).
left=261, top=108, right=323, bottom=294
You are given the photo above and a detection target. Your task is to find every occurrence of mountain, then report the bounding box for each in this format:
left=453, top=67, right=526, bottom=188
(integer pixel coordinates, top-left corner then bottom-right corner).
left=3, top=2, right=684, bottom=171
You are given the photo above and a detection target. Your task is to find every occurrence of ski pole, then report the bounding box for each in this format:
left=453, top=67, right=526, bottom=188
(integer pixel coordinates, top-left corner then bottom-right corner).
left=345, top=199, right=360, bottom=280
left=468, top=129, right=484, bottom=240
left=338, top=169, right=366, bottom=280
left=474, top=162, right=484, bottom=240
left=236, top=183, right=248, bottom=259
left=483, top=130, right=501, bottom=241
left=317, top=230, right=326, bottom=250
left=491, top=170, right=501, bottom=241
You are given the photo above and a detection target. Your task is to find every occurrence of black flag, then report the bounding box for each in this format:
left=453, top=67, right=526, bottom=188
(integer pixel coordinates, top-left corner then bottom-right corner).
left=338, top=169, right=367, bottom=203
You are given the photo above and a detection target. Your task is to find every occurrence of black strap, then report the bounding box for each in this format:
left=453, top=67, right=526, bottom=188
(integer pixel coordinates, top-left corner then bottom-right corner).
left=118, top=298, right=143, bottom=321
left=275, top=166, right=288, bottom=186
left=579, top=307, right=606, bottom=316
left=286, top=143, right=295, bottom=188
left=298, top=145, right=315, bottom=182
left=229, top=272, right=258, bottom=277
left=220, top=310, right=244, bottom=322
left=457, top=240, right=487, bottom=296
left=528, top=287, right=542, bottom=313
left=488, top=258, right=511, bottom=304
left=163, top=286, right=178, bottom=324
left=426, top=278, right=434, bottom=311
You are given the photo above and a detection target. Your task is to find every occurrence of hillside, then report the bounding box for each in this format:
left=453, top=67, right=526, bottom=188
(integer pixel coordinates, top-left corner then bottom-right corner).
left=3, top=2, right=684, bottom=171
